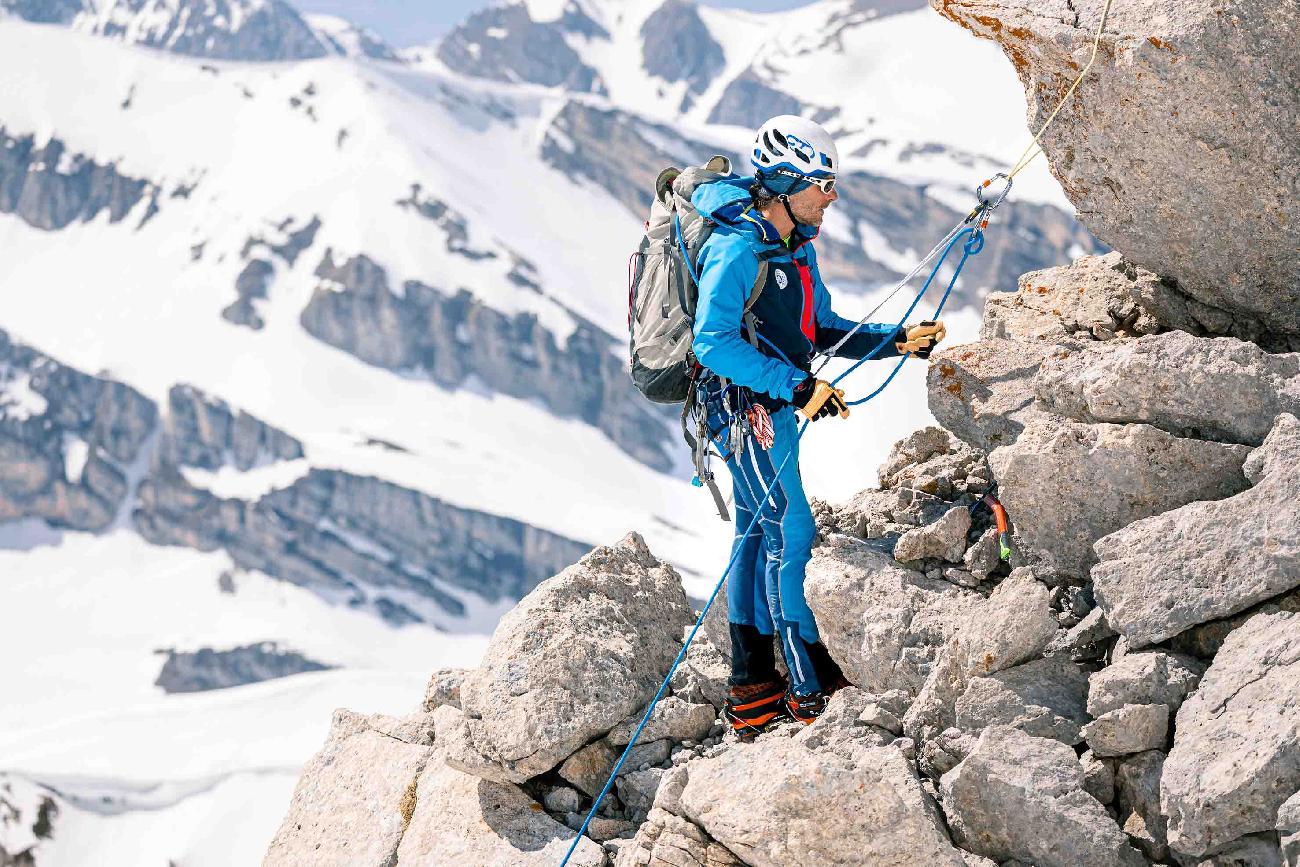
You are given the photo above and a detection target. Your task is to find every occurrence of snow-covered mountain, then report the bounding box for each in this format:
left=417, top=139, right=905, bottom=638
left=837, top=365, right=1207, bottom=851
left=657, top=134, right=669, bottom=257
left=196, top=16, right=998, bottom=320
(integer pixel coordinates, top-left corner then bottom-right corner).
left=0, top=0, right=1099, bottom=863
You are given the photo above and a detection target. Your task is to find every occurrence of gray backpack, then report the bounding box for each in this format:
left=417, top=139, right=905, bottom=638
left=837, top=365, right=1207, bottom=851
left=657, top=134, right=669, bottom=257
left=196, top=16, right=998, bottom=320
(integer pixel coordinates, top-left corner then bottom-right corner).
left=627, top=155, right=769, bottom=404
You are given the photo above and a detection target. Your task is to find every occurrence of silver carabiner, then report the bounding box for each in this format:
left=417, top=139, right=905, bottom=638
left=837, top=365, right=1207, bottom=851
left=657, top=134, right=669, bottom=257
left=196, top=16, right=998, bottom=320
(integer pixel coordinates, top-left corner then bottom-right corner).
left=976, top=172, right=1013, bottom=212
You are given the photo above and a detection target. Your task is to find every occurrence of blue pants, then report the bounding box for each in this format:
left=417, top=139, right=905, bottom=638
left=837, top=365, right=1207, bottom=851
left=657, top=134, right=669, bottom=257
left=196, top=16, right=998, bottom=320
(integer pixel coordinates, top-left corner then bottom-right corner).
left=706, top=388, right=821, bottom=695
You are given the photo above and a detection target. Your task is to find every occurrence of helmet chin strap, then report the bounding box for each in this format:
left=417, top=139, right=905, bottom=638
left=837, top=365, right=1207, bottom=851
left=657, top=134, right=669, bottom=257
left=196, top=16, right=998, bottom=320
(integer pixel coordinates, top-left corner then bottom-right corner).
left=778, top=194, right=801, bottom=229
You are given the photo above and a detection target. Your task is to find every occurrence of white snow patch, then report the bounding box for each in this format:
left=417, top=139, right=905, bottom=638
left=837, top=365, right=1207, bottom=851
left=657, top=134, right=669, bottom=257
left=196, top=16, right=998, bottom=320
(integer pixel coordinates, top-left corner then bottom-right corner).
left=0, top=368, right=48, bottom=420
left=63, top=434, right=90, bottom=484
left=179, top=458, right=311, bottom=500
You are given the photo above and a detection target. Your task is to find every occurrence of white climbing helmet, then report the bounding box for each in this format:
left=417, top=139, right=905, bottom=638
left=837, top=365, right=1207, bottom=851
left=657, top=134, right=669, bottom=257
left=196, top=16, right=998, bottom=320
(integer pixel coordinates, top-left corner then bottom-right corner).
left=750, top=115, right=838, bottom=178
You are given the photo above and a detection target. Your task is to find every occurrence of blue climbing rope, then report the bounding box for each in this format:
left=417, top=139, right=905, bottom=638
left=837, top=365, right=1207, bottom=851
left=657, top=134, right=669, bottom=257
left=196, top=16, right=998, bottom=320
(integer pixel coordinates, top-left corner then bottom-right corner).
left=558, top=210, right=993, bottom=867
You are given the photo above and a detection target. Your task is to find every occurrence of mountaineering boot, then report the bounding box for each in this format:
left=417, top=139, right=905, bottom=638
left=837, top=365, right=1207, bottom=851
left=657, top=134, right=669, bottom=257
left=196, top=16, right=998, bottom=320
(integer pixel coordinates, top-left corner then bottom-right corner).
left=785, top=690, right=829, bottom=724
left=806, top=641, right=851, bottom=696
left=724, top=677, right=790, bottom=741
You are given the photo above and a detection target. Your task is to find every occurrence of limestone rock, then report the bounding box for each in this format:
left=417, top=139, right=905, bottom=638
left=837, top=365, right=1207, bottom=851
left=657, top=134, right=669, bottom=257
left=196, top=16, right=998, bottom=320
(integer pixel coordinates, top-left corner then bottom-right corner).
left=679, top=735, right=966, bottom=866
left=904, top=569, right=1058, bottom=742
left=804, top=545, right=981, bottom=696
left=669, top=637, right=730, bottom=710
left=617, top=768, right=664, bottom=822
left=395, top=758, right=603, bottom=866
left=1082, top=704, right=1169, bottom=758
left=1094, top=414, right=1300, bottom=646
left=559, top=740, right=619, bottom=798
left=955, top=657, right=1090, bottom=744
left=940, top=726, right=1146, bottom=867
left=980, top=253, right=1215, bottom=343
left=1280, top=791, right=1300, bottom=867
left=422, top=667, right=467, bottom=711
left=1080, top=750, right=1116, bottom=806
left=927, top=338, right=1056, bottom=452
left=614, top=807, right=742, bottom=867
left=1087, top=651, right=1205, bottom=717
left=1038, top=331, right=1300, bottom=446
left=454, top=533, right=693, bottom=782
left=1194, top=834, right=1285, bottom=867
left=263, top=709, right=436, bottom=867
left=989, top=416, right=1249, bottom=578
left=1116, top=750, right=1169, bottom=862
left=963, top=526, right=1002, bottom=581
left=893, top=505, right=972, bottom=564
left=607, top=697, right=716, bottom=746
left=543, top=786, right=582, bottom=815
left=931, top=0, right=1300, bottom=345
left=1162, top=611, right=1300, bottom=858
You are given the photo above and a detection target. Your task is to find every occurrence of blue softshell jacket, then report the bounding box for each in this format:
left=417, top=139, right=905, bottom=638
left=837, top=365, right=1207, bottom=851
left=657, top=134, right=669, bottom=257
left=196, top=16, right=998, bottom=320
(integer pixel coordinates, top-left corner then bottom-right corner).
left=689, top=176, right=904, bottom=405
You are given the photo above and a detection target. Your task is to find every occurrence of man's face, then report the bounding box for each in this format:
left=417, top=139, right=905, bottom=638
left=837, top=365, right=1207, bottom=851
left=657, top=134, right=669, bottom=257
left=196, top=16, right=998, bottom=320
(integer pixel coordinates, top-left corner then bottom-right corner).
left=787, top=180, right=838, bottom=227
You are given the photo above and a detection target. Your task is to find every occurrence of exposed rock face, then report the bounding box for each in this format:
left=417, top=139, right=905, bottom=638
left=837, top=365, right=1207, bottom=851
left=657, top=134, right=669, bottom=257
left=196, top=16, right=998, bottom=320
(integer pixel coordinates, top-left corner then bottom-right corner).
left=932, top=0, right=1300, bottom=347
left=706, top=69, right=803, bottom=128
left=0, top=0, right=85, bottom=23
left=437, top=3, right=604, bottom=93
left=1038, top=331, right=1300, bottom=446
left=153, top=642, right=332, bottom=693
left=300, top=249, right=673, bottom=471
left=1093, top=414, right=1300, bottom=646
left=678, top=735, right=967, bottom=866
left=0, top=773, right=60, bottom=866
left=615, top=806, right=742, bottom=867
left=893, top=505, right=971, bottom=563
left=640, top=0, right=724, bottom=110
left=448, top=534, right=693, bottom=783
left=940, top=726, right=1146, bottom=867
left=396, top=758, right=604, bottom=866
left=263, top=709, right=436, bottom=867
left=160, top=384, right=303, bottom=471
left=1280, top=791, right=1300, bottom=867
left=1115, top=750, right=1169, bottom=861
left=76, top=0, right=330, bottom=61
left=1081, top=703, right=1168, bottom=758
left=0, top=128, right=159, bottom=231
left=0, top=328, right=156, bottom=531
left=1161, top=611, right=1300, bottom=859
left=988, top=416, right=1250, bottom=578
left=804, top=546, right=981, bottom=696
left=927, top=338, right=1056, bottom=452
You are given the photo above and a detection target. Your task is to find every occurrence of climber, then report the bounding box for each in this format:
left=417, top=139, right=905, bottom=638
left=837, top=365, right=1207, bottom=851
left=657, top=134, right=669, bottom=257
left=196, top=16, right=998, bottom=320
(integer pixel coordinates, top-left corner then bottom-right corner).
left=690, top=115, right=946, bottom=737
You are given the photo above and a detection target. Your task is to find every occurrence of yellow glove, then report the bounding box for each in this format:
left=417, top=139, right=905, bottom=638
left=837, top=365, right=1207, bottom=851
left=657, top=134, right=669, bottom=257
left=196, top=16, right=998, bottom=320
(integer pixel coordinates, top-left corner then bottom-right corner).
left=896, top=320, right=946, bottom=359
left=793, top=376, right=850, bottom=421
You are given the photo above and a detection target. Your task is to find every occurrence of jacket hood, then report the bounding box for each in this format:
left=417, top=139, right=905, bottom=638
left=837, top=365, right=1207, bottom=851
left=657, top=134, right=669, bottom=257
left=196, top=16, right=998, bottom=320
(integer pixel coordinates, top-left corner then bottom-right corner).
left=690, top=175, right=818, bottom=250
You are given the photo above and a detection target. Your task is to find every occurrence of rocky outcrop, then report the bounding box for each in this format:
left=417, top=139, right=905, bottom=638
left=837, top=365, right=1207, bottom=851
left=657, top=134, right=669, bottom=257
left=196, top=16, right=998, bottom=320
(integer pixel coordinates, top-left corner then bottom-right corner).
left=706, top=69, right=803, bottom=128
left=932, top=0, right=1300, bottom=347
left=263, top=709, right=436, bottom=867
left=446, top=534, right=693, bottom=783
left=1093, top=414, right=1300, bottom=646
left=75, top=0, right=331, bottom=61
left=941, top=726, right=1146, bottom=866
left=153, top=642, right=333, bottom=693
left=1161, top=610, right=1300, bottom=860
left=436, top=3, right=605, bottom=93
left=0, top=328, right=156, bottom=531
left=160, top=384, right=303, bottom=471
left=988, top=416, right=1250, bottom=579
left=300, top=249, right=674, bottom=471
left=640, top=0, right=724, bottom=111
left=0, top=127, right=159, bottom=231
left=0, top=774, right=59, bottom=866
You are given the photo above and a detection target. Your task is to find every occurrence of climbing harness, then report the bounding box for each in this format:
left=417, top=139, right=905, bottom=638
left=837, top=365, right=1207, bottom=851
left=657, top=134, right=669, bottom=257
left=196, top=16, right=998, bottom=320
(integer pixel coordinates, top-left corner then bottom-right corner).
left=561, top=7, right=1118, bottom=856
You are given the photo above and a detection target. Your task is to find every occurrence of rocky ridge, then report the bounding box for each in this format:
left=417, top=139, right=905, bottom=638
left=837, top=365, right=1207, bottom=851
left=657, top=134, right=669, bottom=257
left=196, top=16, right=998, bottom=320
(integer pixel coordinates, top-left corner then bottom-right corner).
left=266, top=2, right=1300, bottom=863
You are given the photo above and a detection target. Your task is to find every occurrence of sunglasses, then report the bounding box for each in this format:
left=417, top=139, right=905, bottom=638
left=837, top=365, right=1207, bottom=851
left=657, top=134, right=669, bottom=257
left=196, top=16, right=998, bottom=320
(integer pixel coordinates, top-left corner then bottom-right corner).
left=773, top=168, right=837, bottom=194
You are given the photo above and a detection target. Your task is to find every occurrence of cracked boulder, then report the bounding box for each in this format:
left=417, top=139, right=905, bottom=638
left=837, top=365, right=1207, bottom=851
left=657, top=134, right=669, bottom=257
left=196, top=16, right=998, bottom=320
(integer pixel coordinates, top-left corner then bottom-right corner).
left=1087, top=651, right=1205, bottom=718
left=940, top=726, right=1147, bottom=867
left=678, top=734, right=966, bottom=866
left=1037, top=331, right=1300, bottom=446
left=396, top=757, right=603, bottom=866
left=893, top=505, right=972, bottom=564
left=804, top=546, right=981, bottom=696
left=448, top=533, right=693, bottom=782
left=263, top=710, right=437, bottom=867
left=1094, top=414, right=1300, bottom=646
left=988, top=416, right=1249, bottom=578
left=931, top=0, right=1300, bottom=346
left=1162, top=610, right=1300, bottom=859
left=1280, top=790, right=1300, bottom=867
left=955, top=657, right=1090, bottom=745
left=903, top=568, right=1058, bottom=743
left=614, top=807, right=742, bottom=867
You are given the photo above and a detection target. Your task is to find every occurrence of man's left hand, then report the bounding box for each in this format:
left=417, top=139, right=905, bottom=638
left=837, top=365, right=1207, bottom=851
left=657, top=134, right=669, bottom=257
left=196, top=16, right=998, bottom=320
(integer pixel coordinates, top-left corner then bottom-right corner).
left=896, top=320, right=946, bottom=359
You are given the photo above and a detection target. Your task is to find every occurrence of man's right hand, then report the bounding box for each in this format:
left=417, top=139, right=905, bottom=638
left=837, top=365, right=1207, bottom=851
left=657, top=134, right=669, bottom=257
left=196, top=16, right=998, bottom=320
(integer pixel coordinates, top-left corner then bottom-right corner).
left=792, top=375, right=849, bottom=421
